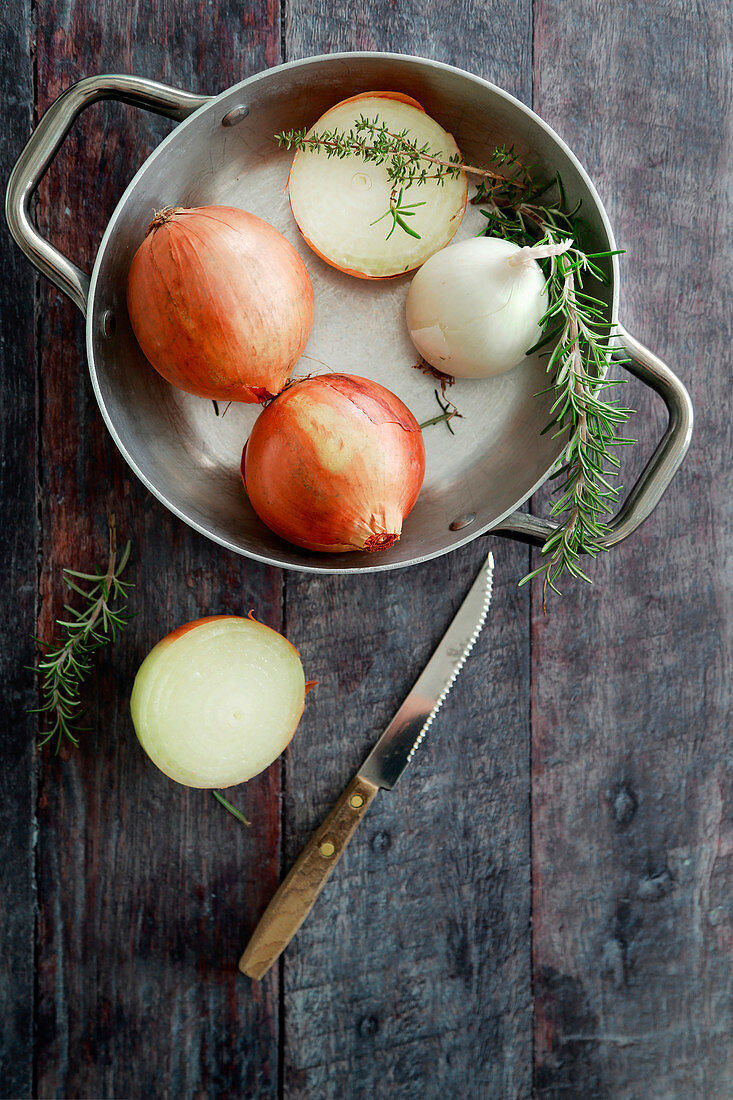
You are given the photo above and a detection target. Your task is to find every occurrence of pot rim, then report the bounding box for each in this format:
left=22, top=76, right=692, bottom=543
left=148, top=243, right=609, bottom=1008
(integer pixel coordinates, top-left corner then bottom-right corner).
left=86, top=51, right=620, bottom=575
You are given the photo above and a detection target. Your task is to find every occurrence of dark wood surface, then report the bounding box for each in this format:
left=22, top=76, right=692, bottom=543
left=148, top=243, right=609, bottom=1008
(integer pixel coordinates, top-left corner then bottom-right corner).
left=0, top=1, right=729, bottom=1098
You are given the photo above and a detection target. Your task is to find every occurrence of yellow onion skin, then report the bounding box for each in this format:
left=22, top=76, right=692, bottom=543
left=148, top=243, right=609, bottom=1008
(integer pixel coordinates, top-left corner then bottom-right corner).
left=127, top=206, right=314, bottom=403
left=242, top=374, right=426, bottom=552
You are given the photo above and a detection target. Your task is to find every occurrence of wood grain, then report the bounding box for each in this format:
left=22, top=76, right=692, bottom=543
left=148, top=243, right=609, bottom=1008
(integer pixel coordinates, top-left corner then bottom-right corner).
left=531, top=2, right=732, bottom=1096
left=284, top=547, right=534, bottom=1098
left=31, top=3, right=283, bottom=1097
left=0, top=0, right=730, bottom=1096
left=0, top=4, right=36, bottom=1096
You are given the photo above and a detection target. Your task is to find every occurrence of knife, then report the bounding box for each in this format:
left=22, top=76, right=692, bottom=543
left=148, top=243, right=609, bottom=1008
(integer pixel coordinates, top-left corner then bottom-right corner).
left=239, top=550, right=495, bottom=980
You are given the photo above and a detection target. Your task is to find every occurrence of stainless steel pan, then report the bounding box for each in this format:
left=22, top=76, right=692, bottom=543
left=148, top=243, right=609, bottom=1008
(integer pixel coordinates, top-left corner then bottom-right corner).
left=6, top=54, right=693, bottom=573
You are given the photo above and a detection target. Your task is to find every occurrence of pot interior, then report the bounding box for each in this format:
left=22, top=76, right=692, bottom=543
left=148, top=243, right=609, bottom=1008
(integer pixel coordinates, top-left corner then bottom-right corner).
left=88, top=54, right=616, bottom=573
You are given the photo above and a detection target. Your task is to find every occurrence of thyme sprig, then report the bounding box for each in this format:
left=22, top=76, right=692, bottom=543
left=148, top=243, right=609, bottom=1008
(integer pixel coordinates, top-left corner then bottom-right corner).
left=277, top=115, right=528, bottom=185
left=276, top=116, right=531, bottom=239
left=31, top=515, right=133, bottom=752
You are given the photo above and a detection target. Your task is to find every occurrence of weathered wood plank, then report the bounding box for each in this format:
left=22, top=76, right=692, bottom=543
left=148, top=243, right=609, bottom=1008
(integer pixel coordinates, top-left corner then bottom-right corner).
left=282, top=8, right=535, bottom=1097
left=283, top=548, right=532, bottom=1099
left=32, top=4, right=283, bottom=1097
left=531, top=2, right=732, bottom=1096
left=0, top=4, right=37, bottom=1096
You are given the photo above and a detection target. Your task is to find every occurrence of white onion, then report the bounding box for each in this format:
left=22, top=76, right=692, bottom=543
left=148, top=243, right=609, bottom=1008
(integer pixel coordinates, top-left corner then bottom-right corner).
left=405, top=236, right=548, bottom=378
left=288, top=93, right=468, bottom=279
left=130, top=616, right=308, bottom=788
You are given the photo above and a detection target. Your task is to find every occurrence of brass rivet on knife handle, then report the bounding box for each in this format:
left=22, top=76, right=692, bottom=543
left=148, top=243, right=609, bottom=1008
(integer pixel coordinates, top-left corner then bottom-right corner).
left=239, top=774, right=379, bottom=981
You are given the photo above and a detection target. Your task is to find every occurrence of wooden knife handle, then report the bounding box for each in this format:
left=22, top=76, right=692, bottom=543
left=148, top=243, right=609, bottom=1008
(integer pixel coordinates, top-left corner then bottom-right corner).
left=239, top=774, right=380, bottom=980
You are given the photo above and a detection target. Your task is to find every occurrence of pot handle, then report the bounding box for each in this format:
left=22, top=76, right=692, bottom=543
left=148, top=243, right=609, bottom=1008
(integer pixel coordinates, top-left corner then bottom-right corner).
left=5, top=74, right=212, bottom=316
left=493, top=327, right=693, bottom=547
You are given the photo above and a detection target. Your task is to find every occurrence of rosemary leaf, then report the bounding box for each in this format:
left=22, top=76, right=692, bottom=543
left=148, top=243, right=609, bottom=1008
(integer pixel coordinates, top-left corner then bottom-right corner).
left=212, top=790, right=251, bottom=826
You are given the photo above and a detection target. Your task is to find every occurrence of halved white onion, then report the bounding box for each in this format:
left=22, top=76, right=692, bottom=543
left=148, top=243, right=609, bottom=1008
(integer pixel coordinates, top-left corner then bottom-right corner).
left=406, top=236, right=548, bottom=378
left=288, top=92, right=468, bottom=278
left=130, top=616, right=308, bottom=788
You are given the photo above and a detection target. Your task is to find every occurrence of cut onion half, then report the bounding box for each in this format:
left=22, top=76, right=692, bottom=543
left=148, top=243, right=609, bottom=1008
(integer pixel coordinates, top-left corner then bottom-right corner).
left=287, top=92, right=468, bottom=279
left=130, top=616, right=308, bottom=788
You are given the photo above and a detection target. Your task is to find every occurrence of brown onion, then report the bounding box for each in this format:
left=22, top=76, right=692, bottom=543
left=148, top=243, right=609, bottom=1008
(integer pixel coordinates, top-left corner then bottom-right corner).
left=126, top=205, right=314, bottom=403
left=242, top=374, right=425, bottom=552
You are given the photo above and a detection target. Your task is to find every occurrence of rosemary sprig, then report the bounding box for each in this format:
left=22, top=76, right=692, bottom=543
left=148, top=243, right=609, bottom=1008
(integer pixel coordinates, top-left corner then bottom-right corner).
left=371, top=187, right=426, bottom=240
left=515, top=236, right=634, bottom=598
left=475, top=171, right=579, bottom=242
left=31, top=515, right=133, bottom=752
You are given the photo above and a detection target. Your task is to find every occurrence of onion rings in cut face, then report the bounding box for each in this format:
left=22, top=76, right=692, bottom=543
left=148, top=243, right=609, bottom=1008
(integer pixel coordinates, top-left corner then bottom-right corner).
left=287, top=93, right=468, bottom=279
left=130, top=615, right=308, bottom=787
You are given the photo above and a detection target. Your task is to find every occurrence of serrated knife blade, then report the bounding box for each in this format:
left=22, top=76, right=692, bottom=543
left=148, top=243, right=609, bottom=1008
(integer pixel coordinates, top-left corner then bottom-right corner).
left=358, top=549, right=495, bottom=789
left=239, top=550, right=495, bottom=980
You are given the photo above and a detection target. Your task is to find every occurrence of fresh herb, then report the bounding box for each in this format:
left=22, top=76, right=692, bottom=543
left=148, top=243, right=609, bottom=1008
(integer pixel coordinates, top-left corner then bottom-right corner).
left=31, top=515, right=133, bottom=752
left=516, top=236, right=634, bottom=600
left=212, top=789, right=251, bottom=826
left=419, top=389, right=462, bottom=434
left=276, top=116, right=529, bottom=240
left=277, top=117, right=634, bottom=596
left=474, top=170, right=578, bottom=243
left=371, top=187, right=426, bottom=240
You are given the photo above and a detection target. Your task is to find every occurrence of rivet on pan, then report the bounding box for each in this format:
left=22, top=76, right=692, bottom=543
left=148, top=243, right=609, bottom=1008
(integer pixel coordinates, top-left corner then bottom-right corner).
left=349, top=794, right=365, bottom=809
left=102, top=310, right=116, bottom=338
left=221, top=105, right=250, bottom=127
left=449, top=512, right=476, bottom=532
left=319, top=840, right=336, bottom=858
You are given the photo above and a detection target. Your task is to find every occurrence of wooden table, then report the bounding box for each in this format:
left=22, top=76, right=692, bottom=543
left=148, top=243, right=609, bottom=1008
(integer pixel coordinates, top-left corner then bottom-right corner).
left=1, top=2, right=730, bottom=1097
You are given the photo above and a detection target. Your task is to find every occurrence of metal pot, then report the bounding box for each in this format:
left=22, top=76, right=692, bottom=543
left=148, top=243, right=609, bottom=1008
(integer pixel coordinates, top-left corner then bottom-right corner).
left=6, top=54, right=693, bottom=573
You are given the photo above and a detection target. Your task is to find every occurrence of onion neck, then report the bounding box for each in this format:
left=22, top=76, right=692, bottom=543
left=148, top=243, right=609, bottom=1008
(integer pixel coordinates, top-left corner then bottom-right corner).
left=506, top=238, right=574, bottom=269
left=145, top=206, right=187, bottom=237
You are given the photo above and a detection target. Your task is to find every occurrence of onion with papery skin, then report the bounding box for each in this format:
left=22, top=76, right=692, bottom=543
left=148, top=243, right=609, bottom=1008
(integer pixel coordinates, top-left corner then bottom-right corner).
left=127, top=206, right=314, bottom=403
left=288, top=93, right=468, bottom=279
left=130, top=616, right=310, bottom=788
left=242, top=374, right=425, bottom=553
left=406, top=236, right=548, bottom=378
